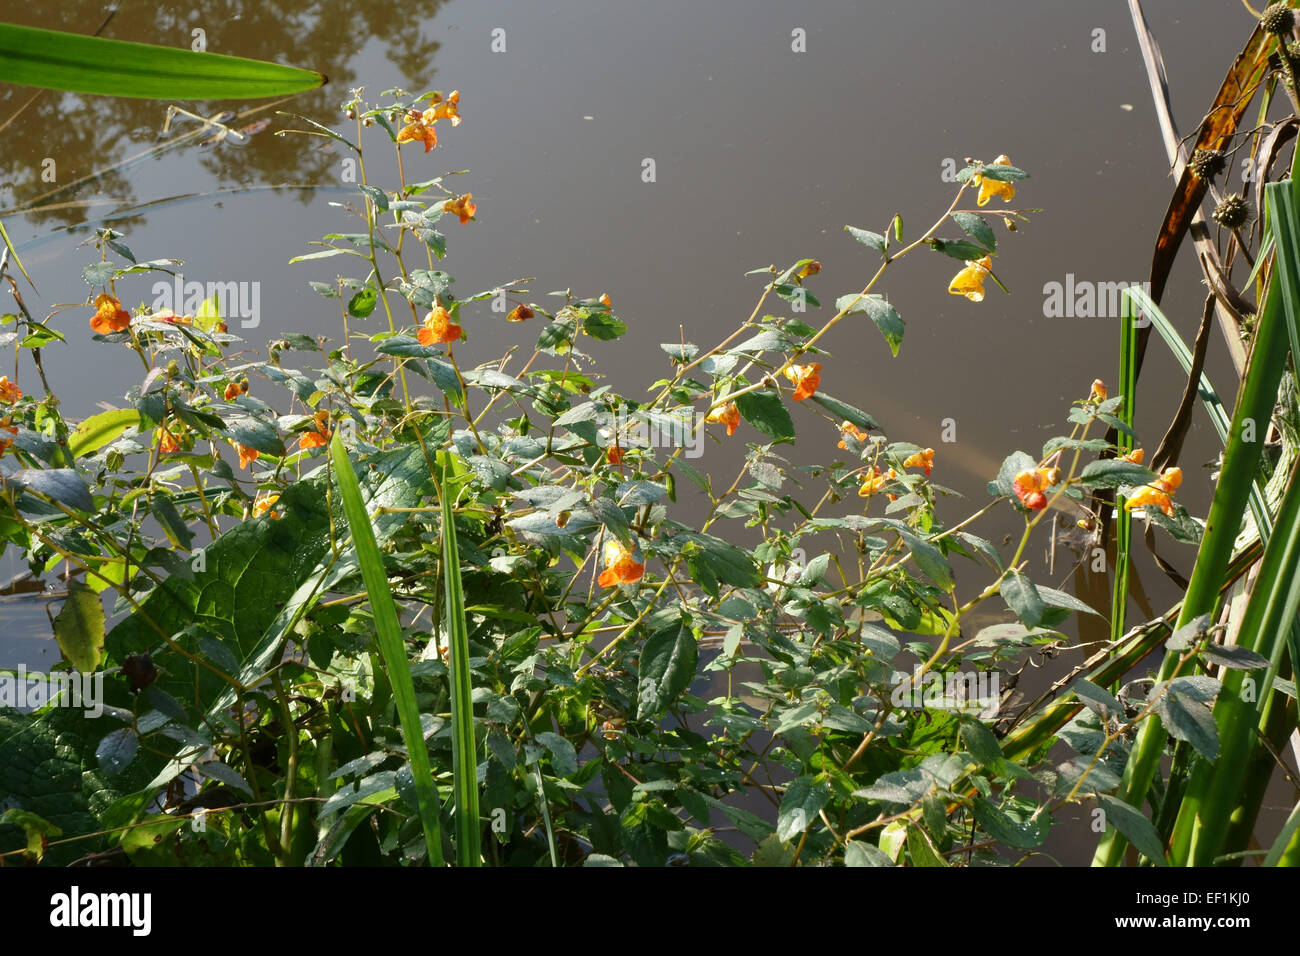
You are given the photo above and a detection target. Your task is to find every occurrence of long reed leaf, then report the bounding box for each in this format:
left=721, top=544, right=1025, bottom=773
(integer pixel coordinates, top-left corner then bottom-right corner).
left=330, top=434, right=444, bottom=866
left=438, top=464, right=481, bottom=866
left=0, top=22, right=323, bottom=99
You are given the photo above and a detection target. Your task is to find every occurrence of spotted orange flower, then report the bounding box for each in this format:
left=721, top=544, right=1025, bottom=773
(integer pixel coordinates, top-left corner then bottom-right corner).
left=507, top=304, right=534, bottom=322
left=1125, top=466, right=1182, bottom=518
left=299, top=409, right=332, bottom=450
left=1012, top=466, right=1061, bottom=511
left=837, top=421, right=871, bottom=449
left=1090, top=379, right=1108, bottom=402
left=157, top=426, right=181, bottom=455
left=396, top=108, right=438, bottom=152
left=606, top=444, right=626, bottom=465
left=798, top=260, right=821, bottom=279
left=949, top=255, right=993, bottom=302
left=597, top=539, right=645, bottom=588
left=224, top=378, right=249, bottom=401
left=858, top=465, right=897, bottom=498
left=598, top=293, right=612, bottom=308
left=974, top=155, right=1016, bottom=207
left=0, top=418, right=17, bottom=457
left=904, top=448, right=935, bottom=476
left=236, top=443, right=260, bottom=469
left=706, top=401, right=740, bottom=436
left=253, top=493, right=280, bottom=519
left=428, top=90, right=461, bottom=126
left=1123, top=448, right=1145, bottom=464
left=90, top=293, right=131, bottom=334
left=443, top=194, right=477, bottom=225
left=0, top=377, right=21, bottom=403
left=783, top=362, right=822, bottom=401
left=418, top=305, right=463, bottom=345
left=154, top=309, right=193, bottom=325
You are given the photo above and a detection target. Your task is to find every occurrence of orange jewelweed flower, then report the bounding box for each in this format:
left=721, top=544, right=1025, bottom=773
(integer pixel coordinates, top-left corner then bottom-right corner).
left=418, top=305, right=463, bottom=345
left=428, top=90, right=461, bottom=126
left=1012, top=466, right=1061, bottom=511
left=0, top=377, right=21, bottom=403
left=904, top=447, right=935, bottom=476
left=157, top=426, right=181, bottom=455
left=706, top=401, right=740, bottom=436
left=236, top=443, right=260, bottom=469
left=90, top=293, right=131, bottom=334
left=974, top=155, right=1016, bottom=207
left=396, top=108, right=438, bottom=152
left=253, top=493, right=280, bottom=519
left=444, top=193, right=477, bottom=225
left=783, top=362, right=822, bottom=401
left=838, top=421, right=871, bottom=448
left=949, top=255, right=993, bottom=302
left=507, top=304, right=534, bottom=322
left=606, top=444, right=626, bottom=465
left=0, top=418, right=16, bottom=457
left=299, top=409, right=332, bottom=450
left=597, top=539, right=645, bottom=588
left=1090, top=379, right=1108, bottom=402
left=1123, top=448, right=1145, bottom=464
left=598, top=293, right=612, bottom=307
left=154, top=309, right=192, bottom=325
left=1125, top=466, right=1182, bottom=517
left=224, top=378, right=249, bottom=401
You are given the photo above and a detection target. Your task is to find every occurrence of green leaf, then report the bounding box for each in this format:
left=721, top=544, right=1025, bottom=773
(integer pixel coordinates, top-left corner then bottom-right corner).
left=637, top=621, right=699, bottom=719
left=844, top=840, right=896, bottom=866
left=1097, top=795, right=1167, bottom=865
left=1001, top=571, right=1046, bottom=627
left=347, top=288, right=378, bottom=319
left=583, top=312, right=626, bottom=341
left=1078, top=459, right=1159, bottom=489
left=905, top=825, right=948, bottom=867
left=807, top=392, right=879, bottom=431
left=534, top=732, right=577, bottom=778
left=5, top=468, right=95, bottom=511
left=777, top=776, right=830, bottom=841
left=834, top=293, right=903, bottom=356
left=951, top=212, right=996, bottom=252
left=53, top=582, right=105, bottom=673
left=845, top=225, right=887, bottom=255
left=972, top=797, right=1049, bottom=850
left=68, top=409, right=141, bottom=459
left=928, top=238, right=989, bottom=260
left=0, top=23, right=324, bottom=99
left=1157, top=689, right=1219, bottom=762
left=734, top=391, right=795, bottom=440
left=1073, top=679, right=1124, bottom=720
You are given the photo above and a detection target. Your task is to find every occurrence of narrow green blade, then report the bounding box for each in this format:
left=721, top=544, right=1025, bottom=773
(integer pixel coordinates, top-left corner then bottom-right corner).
left=0, top=22, right=324, bottom=99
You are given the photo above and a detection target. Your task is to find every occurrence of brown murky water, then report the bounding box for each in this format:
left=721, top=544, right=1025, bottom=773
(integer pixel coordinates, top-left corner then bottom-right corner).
left=0, top=1, right=1279, bottom=862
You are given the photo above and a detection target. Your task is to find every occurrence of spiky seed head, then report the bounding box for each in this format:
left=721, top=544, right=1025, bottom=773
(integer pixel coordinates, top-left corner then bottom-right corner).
left=1213, top=194, right=1250, bottom=229
left=1262, top=3, right=1295, bottom=36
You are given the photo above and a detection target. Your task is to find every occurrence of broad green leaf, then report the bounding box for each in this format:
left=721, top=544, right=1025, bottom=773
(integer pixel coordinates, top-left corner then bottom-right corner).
left=53, top=582, right=105, bottom=673
left=68, top=409, right=141, bottom=459
left=835, top=294, right=903, bottom=356
left=777, top=776, right=830, bottom=841
left=734, top=391, right=795, bottom=440
left=637, top=621, right=698, bottom=719
left=1097, top=794, right=1167, bottom=865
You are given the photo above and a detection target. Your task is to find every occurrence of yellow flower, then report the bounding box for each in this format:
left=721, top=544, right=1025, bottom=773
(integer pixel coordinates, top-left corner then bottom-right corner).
left=858, top=465, right=896, bottom=498
left=783, top=363, right=822, bottom=401
left=949, top=255, right=993, bottom=302
left=904, top=448, right=935, bottom=476
left=0, top=377, right=21, bottom=403
left=1123, top=448, right=1145, bottom=464
left=253, top=492, right=280, bottom=519
left=444, top=194, right=477, bottom=225
left=90, top=293, right=131, bottom=334
left=706, top=401, right=740, bottom=436
left=418, top=305, right=463, bottom=345
left=597, top=539, right=645, bottom=588
left=974, top=155, right=1016, bottom=207
left=396, top=108, right=438, bottom=152
left=157, top=426, right=181, bottom=455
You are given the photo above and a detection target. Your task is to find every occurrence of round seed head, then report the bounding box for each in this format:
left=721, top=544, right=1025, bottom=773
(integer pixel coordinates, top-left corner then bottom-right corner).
left=1212, top=194, right=1250, bottom=229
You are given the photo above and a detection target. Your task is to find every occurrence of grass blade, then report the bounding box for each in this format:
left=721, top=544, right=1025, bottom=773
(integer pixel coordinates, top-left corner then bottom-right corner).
left=438, top=464, right=481, bottom=866
left=330, top=434, right=444, bottom=866
left=0, top=22, right=324, bottom=99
